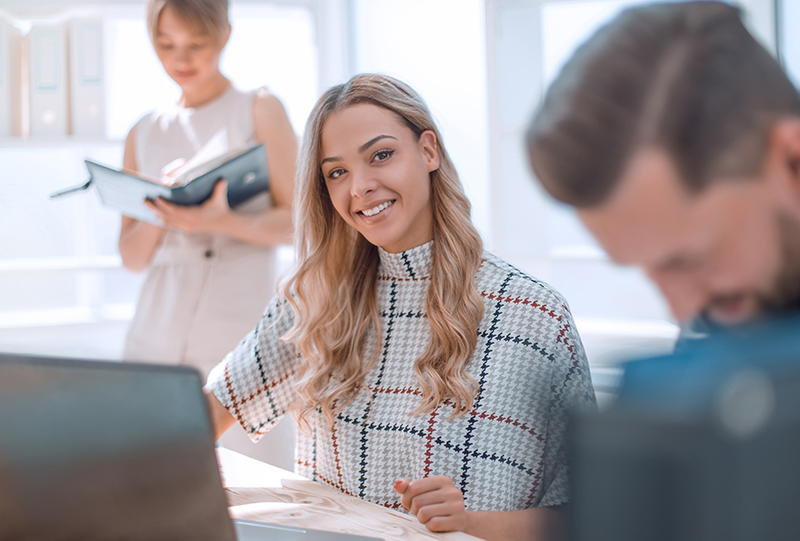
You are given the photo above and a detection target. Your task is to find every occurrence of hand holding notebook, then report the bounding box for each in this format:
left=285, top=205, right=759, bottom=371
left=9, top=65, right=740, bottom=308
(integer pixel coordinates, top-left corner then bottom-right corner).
left=50, top=142, right=270, bottom=226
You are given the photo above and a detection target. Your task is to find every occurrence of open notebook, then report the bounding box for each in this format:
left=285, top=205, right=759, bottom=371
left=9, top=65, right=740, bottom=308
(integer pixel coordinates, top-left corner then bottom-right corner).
left=50, top=143, right=270, bottom=226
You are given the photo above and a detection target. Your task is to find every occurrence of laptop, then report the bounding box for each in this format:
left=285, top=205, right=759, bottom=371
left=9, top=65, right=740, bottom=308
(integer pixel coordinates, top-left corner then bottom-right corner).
left=0, top=354, right=380, bottom=541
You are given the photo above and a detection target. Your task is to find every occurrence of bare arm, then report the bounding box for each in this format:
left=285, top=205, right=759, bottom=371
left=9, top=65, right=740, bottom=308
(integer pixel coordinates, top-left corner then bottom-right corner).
left=225, top=87, right=297, bottom=244
left=147, top=90, right=297, bottom=246
left=465, top=507, right=565, bottom=541
left=204, top=387, right=237, bottom=441
left=118, top=126, right=164, bottom=272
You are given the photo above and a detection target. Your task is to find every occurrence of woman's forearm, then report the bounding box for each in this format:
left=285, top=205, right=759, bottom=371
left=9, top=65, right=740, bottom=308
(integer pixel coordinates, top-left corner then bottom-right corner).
left=119, top=218, right=164, bottom=272
left=204, top=387, right=237, bottom=441
left=118, top=125, right=164, bottom=273
left=215, top=205, right=293, bottom=247
left=464, top=506, right=565, bottom=541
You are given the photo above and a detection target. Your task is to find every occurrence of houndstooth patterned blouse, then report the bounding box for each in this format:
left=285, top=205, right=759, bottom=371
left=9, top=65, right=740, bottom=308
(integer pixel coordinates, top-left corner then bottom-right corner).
left=207, top=241, right=596, bottom=511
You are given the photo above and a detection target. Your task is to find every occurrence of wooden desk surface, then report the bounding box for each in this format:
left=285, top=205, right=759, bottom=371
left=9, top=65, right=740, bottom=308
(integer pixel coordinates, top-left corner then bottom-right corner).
left=216, top=448, right=481, bottom=541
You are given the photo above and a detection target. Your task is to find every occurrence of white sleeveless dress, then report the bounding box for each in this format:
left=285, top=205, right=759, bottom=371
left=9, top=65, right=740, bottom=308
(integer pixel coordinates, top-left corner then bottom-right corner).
left=122, top=85, right=277, bottom=379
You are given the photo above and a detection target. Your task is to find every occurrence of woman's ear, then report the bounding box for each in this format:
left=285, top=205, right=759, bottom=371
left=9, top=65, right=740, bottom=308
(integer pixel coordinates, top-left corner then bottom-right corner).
left=220, top=23, right=232, bottom=49
left=419, top=130, right=440, bottom=173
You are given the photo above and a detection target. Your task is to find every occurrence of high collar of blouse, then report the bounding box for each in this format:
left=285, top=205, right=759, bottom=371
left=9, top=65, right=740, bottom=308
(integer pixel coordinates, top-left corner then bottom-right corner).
left=377, top=241, right=433, bottom=280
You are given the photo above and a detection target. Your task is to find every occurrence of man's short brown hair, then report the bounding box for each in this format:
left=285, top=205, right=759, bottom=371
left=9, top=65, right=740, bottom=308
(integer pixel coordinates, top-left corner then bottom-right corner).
left=526, top=1, right=800, bottom=208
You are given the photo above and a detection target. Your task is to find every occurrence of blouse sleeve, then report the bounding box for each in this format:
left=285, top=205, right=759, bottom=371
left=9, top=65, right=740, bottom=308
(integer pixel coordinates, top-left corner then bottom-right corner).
left=206, top=294, right=300, bottom=442
left=537, top=299, right=597, bottom=507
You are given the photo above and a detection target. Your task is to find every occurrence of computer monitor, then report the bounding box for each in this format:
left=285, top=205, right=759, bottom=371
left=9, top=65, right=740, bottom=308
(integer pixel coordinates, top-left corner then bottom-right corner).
left=0, top=354, right=235, bottom=541
left=568, top=317, right=800, bottom=541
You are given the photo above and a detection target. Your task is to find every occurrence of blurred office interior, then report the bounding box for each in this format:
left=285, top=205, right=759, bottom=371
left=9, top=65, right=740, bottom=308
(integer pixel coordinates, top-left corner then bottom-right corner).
left=0, top=0, right=793, bottom=458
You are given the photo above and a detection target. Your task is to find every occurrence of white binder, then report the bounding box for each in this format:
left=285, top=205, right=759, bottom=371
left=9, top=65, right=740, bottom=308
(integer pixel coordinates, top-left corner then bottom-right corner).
left=68, top=19, right=105, bottom=137
left=0, top=19, right=22, bottom=137
left=28, top=24, right=67, bottom=137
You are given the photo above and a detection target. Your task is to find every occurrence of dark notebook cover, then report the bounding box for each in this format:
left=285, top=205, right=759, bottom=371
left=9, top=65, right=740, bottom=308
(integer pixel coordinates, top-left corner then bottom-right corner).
left=51, top=143, right=269, bottom=225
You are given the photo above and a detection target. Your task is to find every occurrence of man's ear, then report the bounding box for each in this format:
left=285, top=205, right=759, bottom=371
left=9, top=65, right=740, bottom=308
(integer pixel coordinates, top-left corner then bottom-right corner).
left=419, top=130, right=440, bottom=173
left=767, top=118, right=800, bottom=182
left=765, top=119, right=800, bottom=205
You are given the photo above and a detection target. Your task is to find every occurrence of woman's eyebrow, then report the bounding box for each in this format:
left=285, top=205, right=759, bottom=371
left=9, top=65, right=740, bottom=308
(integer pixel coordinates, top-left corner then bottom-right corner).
left=359, top=135, right=396, bottom=153
left=321, top=135, right=398, bottom=166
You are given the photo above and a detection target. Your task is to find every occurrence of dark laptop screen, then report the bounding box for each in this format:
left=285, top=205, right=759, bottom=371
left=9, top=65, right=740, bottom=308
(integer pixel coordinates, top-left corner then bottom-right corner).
left=0, top=355, right=236, bottom=541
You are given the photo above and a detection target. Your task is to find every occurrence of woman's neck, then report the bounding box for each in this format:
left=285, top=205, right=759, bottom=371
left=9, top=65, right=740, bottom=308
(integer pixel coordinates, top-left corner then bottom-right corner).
left=178, top=73, right=231, bottom=109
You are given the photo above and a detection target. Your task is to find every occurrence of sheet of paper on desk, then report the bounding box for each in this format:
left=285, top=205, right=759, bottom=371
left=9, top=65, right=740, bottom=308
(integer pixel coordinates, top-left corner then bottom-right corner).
left=226, top=480, right=479, bottom=541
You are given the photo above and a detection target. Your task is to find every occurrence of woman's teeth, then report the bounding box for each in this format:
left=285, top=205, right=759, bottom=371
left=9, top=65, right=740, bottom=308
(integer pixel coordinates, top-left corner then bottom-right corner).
left=361, top=200, right=394, bottom=217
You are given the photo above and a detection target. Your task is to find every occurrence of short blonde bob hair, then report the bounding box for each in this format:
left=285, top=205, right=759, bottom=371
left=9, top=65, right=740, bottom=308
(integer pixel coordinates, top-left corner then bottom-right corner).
left=146, top=0, right=229, bottom=45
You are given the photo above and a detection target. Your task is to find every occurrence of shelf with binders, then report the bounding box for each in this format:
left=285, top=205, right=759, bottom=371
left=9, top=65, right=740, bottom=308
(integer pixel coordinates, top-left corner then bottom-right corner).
left=0, top=136, right=122, bottom=147
left=0, top=15, right=108, bottom=139
left=0, top=135, right=125, bottom=150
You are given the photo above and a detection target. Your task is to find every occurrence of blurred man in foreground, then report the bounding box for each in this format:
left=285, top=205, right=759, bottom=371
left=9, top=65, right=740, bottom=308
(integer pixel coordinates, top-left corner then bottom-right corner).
left=525, top=1, right=800, bottom=329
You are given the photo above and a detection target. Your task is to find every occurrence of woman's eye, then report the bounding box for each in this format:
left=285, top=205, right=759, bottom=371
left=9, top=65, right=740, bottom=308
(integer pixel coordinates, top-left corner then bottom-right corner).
left=156, top=42, right=173, bottom=50
left=373, top=149, right=394, bottom=163
left=190, top=43, right=206, bottom=51
left=327, top=168, right=346, bottom=180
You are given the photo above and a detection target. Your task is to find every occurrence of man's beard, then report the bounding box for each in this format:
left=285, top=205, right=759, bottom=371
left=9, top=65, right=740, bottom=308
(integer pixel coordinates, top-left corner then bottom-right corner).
left=700, top=211, right=800, bottom=325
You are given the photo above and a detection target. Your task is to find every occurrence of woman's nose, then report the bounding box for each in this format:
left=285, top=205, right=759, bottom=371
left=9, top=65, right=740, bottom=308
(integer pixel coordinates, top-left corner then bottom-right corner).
left=174, top=47, right=191, bottom=64
left=349, top=169, right=378, bottom=197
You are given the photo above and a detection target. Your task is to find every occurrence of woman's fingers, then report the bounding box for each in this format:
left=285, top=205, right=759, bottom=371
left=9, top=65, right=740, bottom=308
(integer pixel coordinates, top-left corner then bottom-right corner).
left=394, top=475, right=466, bottom=532
left=211, top=178, right=228, bottom=200
left=393, top=478, right=411, bottom=495
left=407, top=485, right=463, bottom=514
left=151, top=197, right=171, bottom=210
left=148, top=197, right=199, bottom=231
left=400, top=476, right=454, bottom=509
left=144, top=199, right=168, bottom=223
left=424, top=514, right=466, bottom=533
left=143, top=180, right=232, bottom=233
left=416, top=502, right=464, bottom=529
left=149, top=197, right=178, bottom=218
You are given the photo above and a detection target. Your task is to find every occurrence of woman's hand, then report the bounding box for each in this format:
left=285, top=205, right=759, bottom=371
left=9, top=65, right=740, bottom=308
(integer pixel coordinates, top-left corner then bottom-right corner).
left=146, top=179, right=232, bottom=234
left=393, top=476, right=467, bottom=533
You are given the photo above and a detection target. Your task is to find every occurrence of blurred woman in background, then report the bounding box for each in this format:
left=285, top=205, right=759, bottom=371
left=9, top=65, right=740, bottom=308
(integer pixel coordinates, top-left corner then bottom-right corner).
left=119, top=0, right=296, bottom=377
left=119, top=0, right=297, bottom=466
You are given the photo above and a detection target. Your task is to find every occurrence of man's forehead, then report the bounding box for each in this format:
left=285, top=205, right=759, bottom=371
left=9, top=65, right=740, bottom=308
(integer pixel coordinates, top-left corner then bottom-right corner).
left=576, top=147, right=699, bottom=266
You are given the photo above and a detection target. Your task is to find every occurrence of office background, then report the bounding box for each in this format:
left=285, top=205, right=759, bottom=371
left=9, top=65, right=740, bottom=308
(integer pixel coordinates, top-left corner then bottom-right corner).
left=0, top=0, right=790, bottom=411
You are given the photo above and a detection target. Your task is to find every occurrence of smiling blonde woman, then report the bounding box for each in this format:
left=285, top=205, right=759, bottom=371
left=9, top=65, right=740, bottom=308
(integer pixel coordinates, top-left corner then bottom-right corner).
left=206, top=74, right=596, bottom=541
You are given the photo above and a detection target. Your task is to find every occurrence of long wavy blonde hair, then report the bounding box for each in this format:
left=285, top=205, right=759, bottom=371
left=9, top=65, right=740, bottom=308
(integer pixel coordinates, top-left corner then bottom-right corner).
left=283, top=74, right=484, bottom=431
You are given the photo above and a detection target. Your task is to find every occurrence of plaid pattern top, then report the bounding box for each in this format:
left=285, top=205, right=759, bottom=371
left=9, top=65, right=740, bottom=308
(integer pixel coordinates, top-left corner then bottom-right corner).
left=208, top=242, right=596, bottom=511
